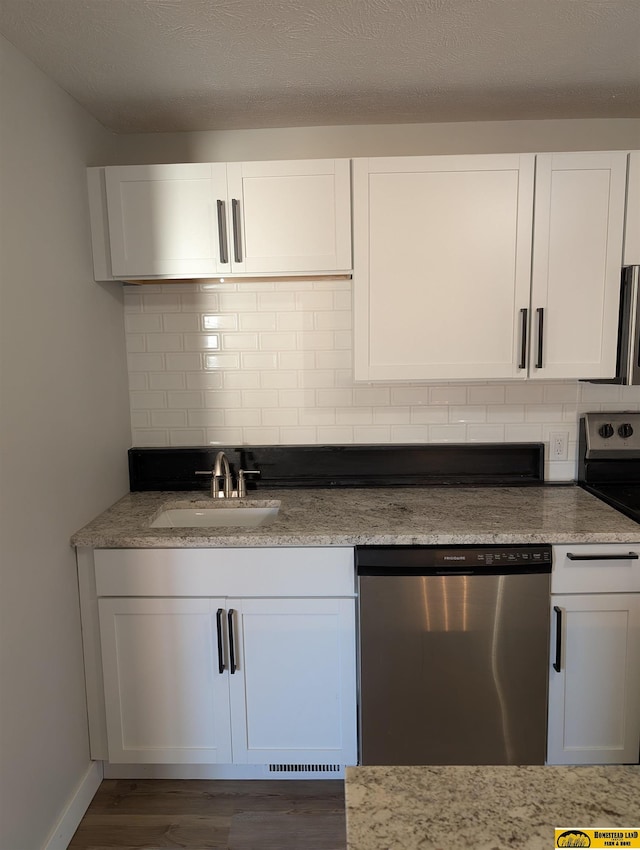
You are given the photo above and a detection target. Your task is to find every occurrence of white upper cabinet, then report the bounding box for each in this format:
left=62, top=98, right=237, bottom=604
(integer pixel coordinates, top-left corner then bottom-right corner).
left=530, top=152, right=627, bottom=380
left=353, top=151, right=628, bottom=382
left=225, top=160, right=352, bottom=274
left=88, top=159, right=352, bottom=280
left=353, top=154, right=535, bottom=381
left=624, top=151, right=640, bottom=266
left=104, top=163, right=228, bottom=278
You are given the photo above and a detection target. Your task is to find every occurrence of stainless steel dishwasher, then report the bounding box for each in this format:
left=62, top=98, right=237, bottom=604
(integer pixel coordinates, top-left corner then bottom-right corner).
left=356, top=544, right=552, bottom=765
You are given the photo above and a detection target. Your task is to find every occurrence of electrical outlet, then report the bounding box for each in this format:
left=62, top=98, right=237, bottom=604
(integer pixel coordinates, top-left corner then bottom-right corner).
left=550, top=432, right=568, bottom=460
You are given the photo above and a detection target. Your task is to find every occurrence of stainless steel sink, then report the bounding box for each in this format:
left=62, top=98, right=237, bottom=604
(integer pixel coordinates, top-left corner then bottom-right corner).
left=149, top=500, right=280, bottom=529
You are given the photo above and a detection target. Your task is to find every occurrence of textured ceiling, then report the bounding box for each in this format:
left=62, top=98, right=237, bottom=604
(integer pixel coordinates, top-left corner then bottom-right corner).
left=0, top=0, right=639, bottom=133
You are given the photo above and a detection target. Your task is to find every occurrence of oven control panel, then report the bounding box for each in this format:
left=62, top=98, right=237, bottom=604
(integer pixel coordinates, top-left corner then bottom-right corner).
left=583, top=412, right=640, bottom=458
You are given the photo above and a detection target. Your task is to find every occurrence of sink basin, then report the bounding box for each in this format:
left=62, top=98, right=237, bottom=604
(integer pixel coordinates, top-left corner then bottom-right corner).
left=149, top=500, right=280, bottom=529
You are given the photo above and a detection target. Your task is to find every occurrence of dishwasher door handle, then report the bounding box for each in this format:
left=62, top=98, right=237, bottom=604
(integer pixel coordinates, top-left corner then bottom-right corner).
left=552, top=605, right=562, bottom=673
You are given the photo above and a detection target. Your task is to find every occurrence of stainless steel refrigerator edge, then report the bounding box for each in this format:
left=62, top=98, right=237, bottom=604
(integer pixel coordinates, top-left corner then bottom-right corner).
left=616, top=266, right=640, bottom=385
left=357, top=546, right=552, bottom=765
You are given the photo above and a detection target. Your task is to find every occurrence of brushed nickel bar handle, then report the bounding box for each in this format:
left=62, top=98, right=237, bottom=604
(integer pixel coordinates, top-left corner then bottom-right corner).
left=231, top=198, right=242, bottom=263
left=216, top=200, right=228, bottom=264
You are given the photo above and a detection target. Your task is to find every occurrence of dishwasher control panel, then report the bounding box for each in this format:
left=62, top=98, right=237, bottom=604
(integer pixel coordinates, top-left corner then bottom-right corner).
left=356, top=544, right=552, bottom=575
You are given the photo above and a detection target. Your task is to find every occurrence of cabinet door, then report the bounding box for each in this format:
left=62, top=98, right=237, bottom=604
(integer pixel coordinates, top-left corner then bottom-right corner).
left=227, top=598, right=357, bottom=765
left=530, top=152, right=627, bottom=380
left=624, top=151, right=640, bottom=266
left=547, top=594, right=640, bottom=764
left=105, top=163, right=229, bottom=277
left=99, top=598, right=232, bottom=763
left=225, top=160, right=352, bottom=274
left=353, top=155, right=535, bottom=381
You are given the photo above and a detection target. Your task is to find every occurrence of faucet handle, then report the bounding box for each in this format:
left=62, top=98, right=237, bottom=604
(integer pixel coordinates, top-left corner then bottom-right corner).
left=237, top=469, right=260, bottom=498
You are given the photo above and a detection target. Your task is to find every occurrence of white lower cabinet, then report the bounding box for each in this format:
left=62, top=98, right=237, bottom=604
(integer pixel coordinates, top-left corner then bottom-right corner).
left=85, top=547, right=358, bottom=769
left=547, top=545, right=640, bottom=765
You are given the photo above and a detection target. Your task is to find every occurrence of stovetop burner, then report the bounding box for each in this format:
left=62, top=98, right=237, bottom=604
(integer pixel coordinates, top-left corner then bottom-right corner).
left=579, top=412, right=640, bottom=524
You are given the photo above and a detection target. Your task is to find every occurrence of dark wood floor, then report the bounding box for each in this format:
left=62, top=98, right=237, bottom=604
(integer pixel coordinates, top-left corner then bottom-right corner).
left=68, top=779, right=347, bottom=850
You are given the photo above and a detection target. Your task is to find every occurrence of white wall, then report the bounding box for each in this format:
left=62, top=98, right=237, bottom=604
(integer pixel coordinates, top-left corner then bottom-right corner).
left=108, top=117, right=640, bottom=165
left=0, top=36, right=131, bottom=850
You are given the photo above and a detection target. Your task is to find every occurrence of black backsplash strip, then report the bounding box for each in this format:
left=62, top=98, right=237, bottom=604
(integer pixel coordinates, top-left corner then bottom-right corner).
left=129, top=443, right=545, bottom=491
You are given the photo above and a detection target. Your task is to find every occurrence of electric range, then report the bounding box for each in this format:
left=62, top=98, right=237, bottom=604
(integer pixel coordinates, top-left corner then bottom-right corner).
left=579, top=411, right=640, bottom=524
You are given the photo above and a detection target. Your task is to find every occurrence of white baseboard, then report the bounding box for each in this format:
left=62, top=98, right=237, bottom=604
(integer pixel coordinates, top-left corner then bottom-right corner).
left=103, top=762, right=345, bottom=780
left=42, top=761, right=103, bottom=850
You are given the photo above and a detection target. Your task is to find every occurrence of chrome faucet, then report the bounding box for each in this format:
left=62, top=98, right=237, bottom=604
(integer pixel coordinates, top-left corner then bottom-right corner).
left=213, top=451, right=233, bottom=498
left=196, top=451, right=260, bottom=498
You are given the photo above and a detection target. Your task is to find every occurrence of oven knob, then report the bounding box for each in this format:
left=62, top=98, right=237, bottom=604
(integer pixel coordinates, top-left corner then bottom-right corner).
left=599, top=423, right=614, bottom=438
left=618, top=423, right=634, bottom=439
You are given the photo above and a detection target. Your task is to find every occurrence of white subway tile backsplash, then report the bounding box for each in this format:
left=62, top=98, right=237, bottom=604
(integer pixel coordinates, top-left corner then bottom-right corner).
left=203, top=314, right=239, bottom=331
left=166, top=353, right=203, bottom=371
left=449, top=406, right=487, bottom=423
left=430, top=386, right=468, bottom=405
left=149, top=372, right=186, bottom=390
left=183, top=334, right=221, bottom=351
left=429, top=424, right=467, bottom=442
left=128, top=353, right=164, bottom=372
left=280, top=426, right=318, bottom=443
left=276, top=312, right=314, bottom=331
left=169, top=428, right=206, bottom=446
left=239, top=312, right=278, bottom=330
left=146, top=333, right=184, bottom=352
left=151, top=410, right=188, bottom=427
left=204, top=353, right=241, bottom=370
left=317, top=425, right=354, bottom=443
left=125, top=281, right=637, bottom=481
left=125, top=313, right=163, bottom=333
left=186, top=372, right=224, bottom=390
left=241, top=389, right=279, bottom=408
left=142, top=293, right=181, bottom=313
left=219, top=292, right=257, bottom=312
left=225, top=408, right=262, bottom=426
left=467, top=424, right=505, bottom=442
left=263, top=408, right=299, bottom=427
left=240, top=352, right=278, bottom=370
left=280, top=351, right=316, bottom=370
left=126, top=334, right=146, bottom=353
left=317, top=389, right=353, bottom=407
left=163, top=313, right=201, bottom=332
left=130, top=391, right=166, bottom=409
left=260, top=371, right=299, bottom=389
left=132, top=429, right=168, bottom=446
left=205, top=390, right=242, bottom=409
left=467, top=385, right=506, bottom=405
left=131, top=410, right=150, bottom=428
left=222, top=371, right=260, bottom=389
left=167, top=391, right=203, bottom=409
left=187, top=409, right=225, bottom=427
left=353, top=425, right=391, bottom=443
left=219, top=333, right=258, bottom=350
left=505, top=383, right=544, bottom=403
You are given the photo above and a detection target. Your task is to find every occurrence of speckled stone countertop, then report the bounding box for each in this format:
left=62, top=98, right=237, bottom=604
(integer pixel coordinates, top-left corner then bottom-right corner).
left=345, top=765, right=640, bottom=850
left=70, top=485, right=640, bottom=547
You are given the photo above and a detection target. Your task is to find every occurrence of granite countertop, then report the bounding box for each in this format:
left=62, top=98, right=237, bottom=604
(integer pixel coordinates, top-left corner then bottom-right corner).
left=345, top=765, right=640, bottom=850
left=70, top=484, right=640, bottom=547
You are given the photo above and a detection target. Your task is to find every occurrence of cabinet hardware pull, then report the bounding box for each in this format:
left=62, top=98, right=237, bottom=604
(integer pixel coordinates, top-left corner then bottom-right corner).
left=535, top=307, right=544, bottom=368
left=519, top=308, right=528, bottom=369
left=216, top=607, right=226, bottom=674
left=217, top=200, right=228, bottom=264
left=553, top=605, right=562, bottom=672
left=566, top=552, right=638, bottom=561
left=228, top=608, right=237, bottom=674
left=231, top=199, right=242, bottom=263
